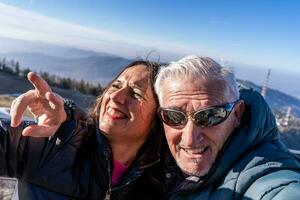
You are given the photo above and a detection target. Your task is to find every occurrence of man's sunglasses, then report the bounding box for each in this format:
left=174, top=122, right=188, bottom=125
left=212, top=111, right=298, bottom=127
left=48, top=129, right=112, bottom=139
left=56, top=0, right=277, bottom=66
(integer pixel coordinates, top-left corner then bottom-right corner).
left=158, top=101, right=239, bottom=128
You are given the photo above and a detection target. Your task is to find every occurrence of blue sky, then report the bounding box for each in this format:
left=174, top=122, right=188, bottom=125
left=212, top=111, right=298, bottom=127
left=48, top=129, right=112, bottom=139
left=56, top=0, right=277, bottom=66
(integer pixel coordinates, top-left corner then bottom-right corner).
left=0, top=0, right=299, bottom=74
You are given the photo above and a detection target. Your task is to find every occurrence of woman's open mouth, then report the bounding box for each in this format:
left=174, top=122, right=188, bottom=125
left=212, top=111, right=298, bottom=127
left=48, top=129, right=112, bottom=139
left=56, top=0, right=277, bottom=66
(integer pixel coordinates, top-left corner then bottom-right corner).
left=107, top=107, right=128, bottom=119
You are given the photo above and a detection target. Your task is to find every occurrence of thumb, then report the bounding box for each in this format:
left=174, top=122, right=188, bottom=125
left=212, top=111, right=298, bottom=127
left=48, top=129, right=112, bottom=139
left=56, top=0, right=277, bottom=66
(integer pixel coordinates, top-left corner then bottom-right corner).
left=22, top=124, right=60, bottom=138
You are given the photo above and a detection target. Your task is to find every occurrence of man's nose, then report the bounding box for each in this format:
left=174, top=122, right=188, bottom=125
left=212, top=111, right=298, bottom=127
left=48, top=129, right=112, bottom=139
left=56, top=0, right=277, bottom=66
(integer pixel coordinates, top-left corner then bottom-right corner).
left=110, top=88, right=127, bottom=104
left=181, top=120, right=204, bottom=147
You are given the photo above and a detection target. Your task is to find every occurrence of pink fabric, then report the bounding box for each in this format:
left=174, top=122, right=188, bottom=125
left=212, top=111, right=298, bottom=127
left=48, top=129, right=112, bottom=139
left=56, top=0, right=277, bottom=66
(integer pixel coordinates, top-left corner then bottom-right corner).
left=112, top=160, right=129, bottom=187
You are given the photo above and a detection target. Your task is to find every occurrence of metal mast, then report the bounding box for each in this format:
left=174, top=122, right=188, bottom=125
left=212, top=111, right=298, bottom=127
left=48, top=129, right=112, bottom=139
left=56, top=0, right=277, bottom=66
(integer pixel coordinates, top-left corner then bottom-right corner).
left=261, top=69, right=271, bottom=98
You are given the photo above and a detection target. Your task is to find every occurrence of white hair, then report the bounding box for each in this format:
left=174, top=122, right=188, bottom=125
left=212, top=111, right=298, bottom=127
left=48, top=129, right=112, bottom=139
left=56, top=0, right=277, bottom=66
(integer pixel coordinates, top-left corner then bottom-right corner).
left=154, top=55, right=240, bottom=104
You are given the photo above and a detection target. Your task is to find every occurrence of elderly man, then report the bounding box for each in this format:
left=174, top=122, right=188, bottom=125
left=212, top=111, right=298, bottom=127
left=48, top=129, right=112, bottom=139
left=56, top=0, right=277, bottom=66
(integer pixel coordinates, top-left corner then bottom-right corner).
left=154, top=55, right=300, bottom=199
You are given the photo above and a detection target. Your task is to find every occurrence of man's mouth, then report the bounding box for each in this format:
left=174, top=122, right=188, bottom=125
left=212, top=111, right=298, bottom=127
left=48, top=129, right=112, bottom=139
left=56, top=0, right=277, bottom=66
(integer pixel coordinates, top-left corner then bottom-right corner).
left=107, top=107, right=128, bottom=119
left=179, top=146, right=209, bottom=158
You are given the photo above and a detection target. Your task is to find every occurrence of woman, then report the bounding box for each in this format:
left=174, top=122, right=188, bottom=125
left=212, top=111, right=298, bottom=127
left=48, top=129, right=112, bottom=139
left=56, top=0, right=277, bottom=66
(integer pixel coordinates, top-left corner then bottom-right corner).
left=0, top=60, right=165, bottom=199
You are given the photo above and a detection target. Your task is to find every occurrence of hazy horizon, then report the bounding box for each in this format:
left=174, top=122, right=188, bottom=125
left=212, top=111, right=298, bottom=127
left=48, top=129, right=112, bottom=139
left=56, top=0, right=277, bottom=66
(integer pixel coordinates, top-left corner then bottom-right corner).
left=0, top=0, right=299, bottom=75
left=0, top=37, right=299, bottom=100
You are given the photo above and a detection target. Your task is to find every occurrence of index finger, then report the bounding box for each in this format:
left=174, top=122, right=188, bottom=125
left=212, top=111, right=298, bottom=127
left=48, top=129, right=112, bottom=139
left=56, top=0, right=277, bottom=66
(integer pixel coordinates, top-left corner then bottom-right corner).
left=27, top=72, right=52, bottom=97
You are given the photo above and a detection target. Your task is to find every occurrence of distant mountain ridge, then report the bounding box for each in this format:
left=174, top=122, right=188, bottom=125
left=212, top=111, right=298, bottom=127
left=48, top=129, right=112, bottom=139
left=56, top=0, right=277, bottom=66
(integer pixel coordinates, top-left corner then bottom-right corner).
left=1, top=37, right=299, bottom=115
left=0, top=37, right=118, bottom=58
left=0, top=52, right=132, bottom=85
left=230, top=61, right=300, bottom=100
left=238, top=79, right=300, bottom=118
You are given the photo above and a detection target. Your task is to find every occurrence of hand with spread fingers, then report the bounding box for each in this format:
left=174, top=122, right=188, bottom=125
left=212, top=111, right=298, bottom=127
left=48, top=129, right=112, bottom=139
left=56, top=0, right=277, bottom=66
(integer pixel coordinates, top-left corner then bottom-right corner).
left=10, top=72, right=67, bottom=137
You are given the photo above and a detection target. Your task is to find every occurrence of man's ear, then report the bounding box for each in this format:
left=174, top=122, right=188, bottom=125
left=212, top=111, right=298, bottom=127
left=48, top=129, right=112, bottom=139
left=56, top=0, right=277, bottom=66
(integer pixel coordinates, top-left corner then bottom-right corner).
left=234, top=100, right=245, bottom=128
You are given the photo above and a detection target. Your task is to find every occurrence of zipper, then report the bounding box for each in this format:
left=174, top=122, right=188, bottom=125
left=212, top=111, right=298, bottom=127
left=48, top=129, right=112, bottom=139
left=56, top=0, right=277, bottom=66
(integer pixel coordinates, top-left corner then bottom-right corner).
left=103, top=140, right=161, bottom=198
left=112, top=156, right=160, bottom=191
left=111, top=173, right=141, bottom=191
left=104, top=151, right=142, bottom=198
left=163, top=180, right=203, bottom=200
left=104, top=150, right=112, bottom=200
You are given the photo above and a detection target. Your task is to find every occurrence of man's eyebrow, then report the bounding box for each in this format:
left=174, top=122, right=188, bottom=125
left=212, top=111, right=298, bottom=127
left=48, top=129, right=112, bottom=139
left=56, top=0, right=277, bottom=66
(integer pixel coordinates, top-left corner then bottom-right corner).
left=166, top=106, right=185, bottom=110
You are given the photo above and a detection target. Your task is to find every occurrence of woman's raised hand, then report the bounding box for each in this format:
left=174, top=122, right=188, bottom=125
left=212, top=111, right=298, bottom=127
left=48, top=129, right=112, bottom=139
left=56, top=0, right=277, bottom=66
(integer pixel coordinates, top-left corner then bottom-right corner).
left=10, top=72, right=67, bottom=137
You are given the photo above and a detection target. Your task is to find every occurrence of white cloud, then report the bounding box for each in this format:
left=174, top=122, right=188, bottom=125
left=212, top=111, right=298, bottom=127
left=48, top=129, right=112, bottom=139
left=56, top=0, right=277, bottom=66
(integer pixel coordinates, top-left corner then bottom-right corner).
left=0, top=2, right=210, bottom=60
left=0, top=2, right=134, bottom=55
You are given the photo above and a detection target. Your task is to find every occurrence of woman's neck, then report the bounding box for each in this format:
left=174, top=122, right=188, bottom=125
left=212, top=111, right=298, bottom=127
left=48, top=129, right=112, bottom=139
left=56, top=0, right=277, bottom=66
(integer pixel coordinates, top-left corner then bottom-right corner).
left=110, top=140, right=145, bottom=166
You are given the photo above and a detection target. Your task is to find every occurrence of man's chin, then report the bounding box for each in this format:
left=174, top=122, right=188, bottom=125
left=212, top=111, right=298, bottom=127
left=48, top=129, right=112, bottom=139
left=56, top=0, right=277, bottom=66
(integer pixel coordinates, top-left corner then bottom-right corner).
left=177, top=163, right=208, bottom=177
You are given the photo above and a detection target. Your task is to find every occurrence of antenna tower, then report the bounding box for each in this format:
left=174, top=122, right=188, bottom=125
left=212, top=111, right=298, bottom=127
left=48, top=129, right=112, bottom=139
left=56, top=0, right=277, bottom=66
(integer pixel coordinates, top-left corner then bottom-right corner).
left=261, top=69, right=271, bottom=98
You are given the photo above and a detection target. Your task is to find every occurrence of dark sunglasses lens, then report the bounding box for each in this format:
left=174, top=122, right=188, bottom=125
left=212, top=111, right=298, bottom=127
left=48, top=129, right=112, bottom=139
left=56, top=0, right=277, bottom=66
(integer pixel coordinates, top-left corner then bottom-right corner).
left=161, top=110, right=186, bottom=126
left=194, top=108, right=227, bottom=127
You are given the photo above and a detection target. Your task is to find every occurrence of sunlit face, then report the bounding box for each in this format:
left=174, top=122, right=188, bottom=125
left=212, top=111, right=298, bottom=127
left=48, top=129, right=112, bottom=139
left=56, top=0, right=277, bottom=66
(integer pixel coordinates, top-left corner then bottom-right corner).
left=99, top=65, right=157, bottom=145
left=160, top=77, right=243, bottom=177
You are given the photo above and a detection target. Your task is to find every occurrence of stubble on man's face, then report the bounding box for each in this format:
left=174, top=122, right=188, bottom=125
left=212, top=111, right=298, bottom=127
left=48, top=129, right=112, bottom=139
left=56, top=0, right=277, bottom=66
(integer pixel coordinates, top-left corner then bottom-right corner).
left=161, top=77, right=239, bottom=177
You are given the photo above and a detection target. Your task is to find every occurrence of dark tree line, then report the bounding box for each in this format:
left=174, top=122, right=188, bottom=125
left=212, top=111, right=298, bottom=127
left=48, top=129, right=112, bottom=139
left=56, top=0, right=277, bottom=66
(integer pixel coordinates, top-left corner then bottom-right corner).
left=0, top=58, right=103, bottom=96
left=0, top=58, right=21, bottom=76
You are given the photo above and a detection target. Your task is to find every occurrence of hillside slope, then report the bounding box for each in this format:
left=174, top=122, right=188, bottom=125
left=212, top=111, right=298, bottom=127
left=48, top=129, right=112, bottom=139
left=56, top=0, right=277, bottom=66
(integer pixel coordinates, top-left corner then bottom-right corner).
left=0, top=72, right=93, bottom=109
left=238, top=79, right=300, bottom=118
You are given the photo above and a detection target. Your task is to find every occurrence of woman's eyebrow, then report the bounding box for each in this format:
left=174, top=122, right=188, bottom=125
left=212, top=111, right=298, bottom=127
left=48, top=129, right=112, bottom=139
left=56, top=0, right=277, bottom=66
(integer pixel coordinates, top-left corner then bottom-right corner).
left=130, top=83, right=147, bottom=92
left=113, top=80, right=122, bottom=84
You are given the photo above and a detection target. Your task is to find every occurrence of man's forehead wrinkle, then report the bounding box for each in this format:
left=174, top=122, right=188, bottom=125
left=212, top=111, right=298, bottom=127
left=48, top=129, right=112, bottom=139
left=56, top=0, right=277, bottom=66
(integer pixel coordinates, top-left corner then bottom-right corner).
left=162, top=93, right=227, bottom=109
left=166, top=90, right=225, bottom=100
left=167, top=91, right=205, bottom=99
